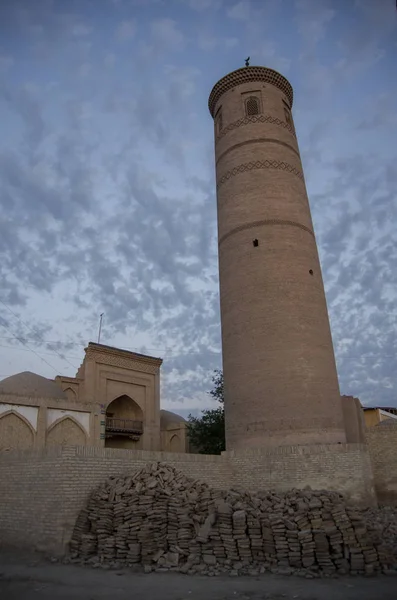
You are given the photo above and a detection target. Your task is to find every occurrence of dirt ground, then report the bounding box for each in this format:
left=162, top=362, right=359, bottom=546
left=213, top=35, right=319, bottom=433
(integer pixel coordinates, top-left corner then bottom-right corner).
left=0, top=553, right=396, bottom=600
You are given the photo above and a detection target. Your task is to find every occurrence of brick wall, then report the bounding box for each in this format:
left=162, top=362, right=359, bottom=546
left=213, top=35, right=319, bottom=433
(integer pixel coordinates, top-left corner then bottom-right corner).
left=366, top=422, right=397, bottom=505
left=0, top=446, right=230, bottom=555
left=0, top=443, right=378, bottom=556
left=227, top=443, right=376, bottom=506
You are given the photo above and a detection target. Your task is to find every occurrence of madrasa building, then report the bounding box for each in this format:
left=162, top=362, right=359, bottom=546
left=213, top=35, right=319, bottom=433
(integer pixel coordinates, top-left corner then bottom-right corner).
left=0, top=342, right=189, bottom=454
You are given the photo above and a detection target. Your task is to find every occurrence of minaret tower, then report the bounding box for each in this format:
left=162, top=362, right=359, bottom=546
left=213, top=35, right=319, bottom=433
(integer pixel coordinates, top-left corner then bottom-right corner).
left=208, top=66, right=346, bottom=450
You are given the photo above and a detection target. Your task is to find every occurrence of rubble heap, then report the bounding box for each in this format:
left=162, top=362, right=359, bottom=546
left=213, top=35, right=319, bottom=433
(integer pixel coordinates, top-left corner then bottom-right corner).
left=364, top=506, right=397, bottom=569
left=70, top=462, right=397, bottom=577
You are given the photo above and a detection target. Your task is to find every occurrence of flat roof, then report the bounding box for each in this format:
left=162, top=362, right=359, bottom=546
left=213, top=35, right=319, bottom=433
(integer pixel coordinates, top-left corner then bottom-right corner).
left=86, top=342, right=162, bottom=364
left=363, top=406, right=397, bottom=411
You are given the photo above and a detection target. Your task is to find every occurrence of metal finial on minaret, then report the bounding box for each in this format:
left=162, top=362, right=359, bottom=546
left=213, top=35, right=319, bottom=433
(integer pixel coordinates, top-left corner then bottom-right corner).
left=245, top=56, right=250, bottom=67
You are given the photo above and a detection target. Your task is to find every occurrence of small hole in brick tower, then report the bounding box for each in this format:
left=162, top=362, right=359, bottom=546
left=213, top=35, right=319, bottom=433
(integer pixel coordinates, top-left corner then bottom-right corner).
left=253, top=239, right=259, bottom=247
left=309, top=269, right=313, bottom=275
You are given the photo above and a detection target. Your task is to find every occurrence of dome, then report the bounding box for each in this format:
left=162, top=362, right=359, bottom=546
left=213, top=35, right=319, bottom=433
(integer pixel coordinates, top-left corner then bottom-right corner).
left=160, top=409, right=186, bottom=426
left=0, top=371, right=67, bottom=400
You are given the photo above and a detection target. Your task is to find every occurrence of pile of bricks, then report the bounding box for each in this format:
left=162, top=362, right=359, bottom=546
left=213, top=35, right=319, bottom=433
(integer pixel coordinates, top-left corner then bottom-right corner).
left=69, top=462, right=396, bottom=577
left=364, top=506, right=397, bottom=569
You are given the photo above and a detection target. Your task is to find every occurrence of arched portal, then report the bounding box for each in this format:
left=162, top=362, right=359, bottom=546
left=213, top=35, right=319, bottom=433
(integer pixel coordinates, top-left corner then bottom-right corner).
left=105, top=395, right=144, bottom=450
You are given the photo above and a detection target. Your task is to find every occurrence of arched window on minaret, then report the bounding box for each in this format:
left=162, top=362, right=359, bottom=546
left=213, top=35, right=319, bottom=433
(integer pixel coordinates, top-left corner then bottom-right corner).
left=215, top=106, right=223, bottom=135
left=284, top=107, right=292, bottom=127
left=245, top=96, right=260, bottom=116
left=282, top=99, right=293, bottom=129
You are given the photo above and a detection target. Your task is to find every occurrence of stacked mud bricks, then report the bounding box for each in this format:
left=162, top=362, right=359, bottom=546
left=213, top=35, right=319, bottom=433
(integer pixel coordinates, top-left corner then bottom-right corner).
left=71, top=462, right=396, bottom=576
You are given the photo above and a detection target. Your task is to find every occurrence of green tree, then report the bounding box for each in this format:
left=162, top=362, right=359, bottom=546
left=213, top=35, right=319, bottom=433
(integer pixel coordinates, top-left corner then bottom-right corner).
left=187, top=369, right=225, bottom=455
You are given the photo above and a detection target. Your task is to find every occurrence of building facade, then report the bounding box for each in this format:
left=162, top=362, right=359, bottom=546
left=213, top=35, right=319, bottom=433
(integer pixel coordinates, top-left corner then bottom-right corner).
left=0, top=342, right=189, bottom=453
left=208, top=66, right=345, bottom=450
left=363, top=406, right=397, bottom=428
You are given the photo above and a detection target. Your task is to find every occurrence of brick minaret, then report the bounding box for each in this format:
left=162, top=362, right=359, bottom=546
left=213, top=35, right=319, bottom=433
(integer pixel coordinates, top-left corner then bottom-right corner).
left=208, top=66, right=346, bottom=450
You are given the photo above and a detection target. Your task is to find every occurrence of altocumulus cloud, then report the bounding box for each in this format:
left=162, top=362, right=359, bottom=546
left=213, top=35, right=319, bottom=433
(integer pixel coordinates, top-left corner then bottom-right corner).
left=0, top=0, right=396, bottom=416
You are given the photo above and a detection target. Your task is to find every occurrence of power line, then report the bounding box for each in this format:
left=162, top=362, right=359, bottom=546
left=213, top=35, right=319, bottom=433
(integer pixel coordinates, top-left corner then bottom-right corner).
left=0, top=343, right=82, bottom=360
left=0, top=320, right=60, bottom=375
left=0, top=299, right=78, bottom=370
left=0, top=334, right=394, bottom=362
left=0, top=333, right=221, bottom=357
left=0, top=301, right=395, bottom=364
left=0, top=342, right=394, bottom=369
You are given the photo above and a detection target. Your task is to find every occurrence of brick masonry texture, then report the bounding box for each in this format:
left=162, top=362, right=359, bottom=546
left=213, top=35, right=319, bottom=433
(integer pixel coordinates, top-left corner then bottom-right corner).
left=367, top=423, right=397, bottom=505
left=226, top=444, right=376, bottom=508
left=0, top=443, right=376, bottom=556
left=208, top=66, right=346, bottom=450
left=215, top=114, right=297, bottom=142
left=0, top=446, right=230, bottom=555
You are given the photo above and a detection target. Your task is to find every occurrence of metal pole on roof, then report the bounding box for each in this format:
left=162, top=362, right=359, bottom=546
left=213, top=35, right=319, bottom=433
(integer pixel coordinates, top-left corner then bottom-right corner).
left=98, top=313, right=104, bottom=344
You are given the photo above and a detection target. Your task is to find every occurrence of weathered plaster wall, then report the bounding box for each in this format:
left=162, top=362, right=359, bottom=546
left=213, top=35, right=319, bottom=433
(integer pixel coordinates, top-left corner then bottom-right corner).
left=0, top=395, right=98, bottom=450
left=47, top=409, right=90, bottom=435
left=0, top=403, right=39, bottom=431
left=342, top=395, right=366, bottom=444
left=367, top=422, right=397, bottom=505
left=0, top=411, right=35, bottom=450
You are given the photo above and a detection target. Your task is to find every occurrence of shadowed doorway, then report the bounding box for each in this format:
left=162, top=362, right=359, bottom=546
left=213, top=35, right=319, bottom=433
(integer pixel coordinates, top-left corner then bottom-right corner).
left=105, top=395, right=144, bottom=449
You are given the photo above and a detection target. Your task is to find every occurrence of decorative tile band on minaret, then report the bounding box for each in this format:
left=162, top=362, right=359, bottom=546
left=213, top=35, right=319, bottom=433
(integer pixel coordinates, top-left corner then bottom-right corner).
left=208, top=66, right=346, bottom=450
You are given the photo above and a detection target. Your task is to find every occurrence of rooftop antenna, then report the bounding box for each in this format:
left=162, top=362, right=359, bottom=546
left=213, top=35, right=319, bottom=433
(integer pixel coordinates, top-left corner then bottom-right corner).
left=98, top=313, right=104, bottom=344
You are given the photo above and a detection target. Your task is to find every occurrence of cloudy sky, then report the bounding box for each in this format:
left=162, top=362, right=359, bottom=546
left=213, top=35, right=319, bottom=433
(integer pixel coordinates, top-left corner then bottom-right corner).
left=0, top=0, right=396, bottom=417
